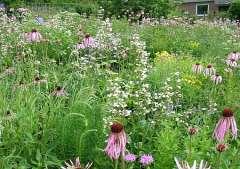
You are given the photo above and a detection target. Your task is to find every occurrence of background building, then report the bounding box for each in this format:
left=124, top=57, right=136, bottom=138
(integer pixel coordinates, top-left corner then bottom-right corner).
left=181, top=0, right=231, bottom=16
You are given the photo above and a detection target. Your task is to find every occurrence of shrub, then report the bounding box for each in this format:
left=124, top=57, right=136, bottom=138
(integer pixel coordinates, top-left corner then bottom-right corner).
left=98, top=0, right=173, bottom=18
left=75, top=2, right=98, bottom=17
left=229, top=0, right=240, bottom=20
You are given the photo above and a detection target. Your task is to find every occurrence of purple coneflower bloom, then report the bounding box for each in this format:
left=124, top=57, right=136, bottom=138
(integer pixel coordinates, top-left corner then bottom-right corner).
left=227, top=51, right=240, bottom=61
left=24, top=29, right=42, bottom=42
left=192, top=63, right=203, bottom=74
left=226, top=58, right=238, bottom=68
left=52, top=86, right=68, bottom=97
left=213, top=108, right=237, bottom=142
left=203, top=64, right=215, bottom=76
left=76, top=34, right=97, bottom=49
left=124, top=153, right=136, bottom=162
left=105, top=122, right=127, bottom=160
left=211, top=74, right=222, bottom=84
left=61, top=157, right=92, bottom=169
left=140, top=154, right=154, bottom=166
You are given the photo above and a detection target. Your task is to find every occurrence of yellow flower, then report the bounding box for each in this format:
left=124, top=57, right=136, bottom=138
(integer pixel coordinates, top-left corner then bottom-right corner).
left=154, top=51, right=175, bottom=63
left=189, top=41, right=200, bottom=50
left=182, top=75, right=202, bottom=87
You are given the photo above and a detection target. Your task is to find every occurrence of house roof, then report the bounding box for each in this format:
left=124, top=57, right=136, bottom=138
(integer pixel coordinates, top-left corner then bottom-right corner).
left=182, top=0, right=231, bottom=4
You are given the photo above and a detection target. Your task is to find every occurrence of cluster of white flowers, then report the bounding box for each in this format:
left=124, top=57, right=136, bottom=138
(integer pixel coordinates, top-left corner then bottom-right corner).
left=95, top=18, right=127, bottom=59
left=71, top=18, right=128, bottom=75
left=131, top=33, right=152, bottom=81
left=46, top=11, right=79, bottom=35
left=107, top=78, right=132, bottom=116
left=0, top=14, right=24, bottom=58
left=106, top=33, right=183, bottom=126
left=158, top=72, right=182, bottom=115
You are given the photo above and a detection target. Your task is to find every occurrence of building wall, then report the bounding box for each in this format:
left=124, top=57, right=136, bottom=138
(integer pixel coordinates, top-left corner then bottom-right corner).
left=181, top=2, right=219, bottom=16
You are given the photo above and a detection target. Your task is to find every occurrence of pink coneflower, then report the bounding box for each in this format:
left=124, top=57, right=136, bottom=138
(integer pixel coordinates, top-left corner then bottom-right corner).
left=211, top=74, right=222, bottom=84
left=140, top=154, right=154, bottom=166
left=76, top=34, right=97, bottom=49
left=24, top=29, right=42, bottom=42
left=192, top=63, right=203, bottom=74
left=52, top=86, right=68, bottom=97
left=124, top=153, right=136, bottom=162
left=226, top=58, right=238, bottom=68
left=61, top=157, right=92, bottom=169
left=213, top=108, right=238, bottom=142
left=175, top=158, right=211, bottom=169
left=203, top=64, right=215, bottom=76
left=227, top=51, right=240, bottom=61
left=105, top=122, right=127, bottom=160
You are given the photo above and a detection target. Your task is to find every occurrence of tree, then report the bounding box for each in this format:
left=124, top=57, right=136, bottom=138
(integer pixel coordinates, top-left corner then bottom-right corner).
left=98, top=0, right=173, bottom=18
left=229, top=0, right=240, bottom=20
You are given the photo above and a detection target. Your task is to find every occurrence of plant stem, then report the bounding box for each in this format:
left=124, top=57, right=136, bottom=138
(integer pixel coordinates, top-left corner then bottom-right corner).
left=114, top=159, right=119, bottom=169
left=216, top=152, right=221, bottom=169
left=189, top=135, right=192, bottom=160
left=121, top=154, right=125, bottom=169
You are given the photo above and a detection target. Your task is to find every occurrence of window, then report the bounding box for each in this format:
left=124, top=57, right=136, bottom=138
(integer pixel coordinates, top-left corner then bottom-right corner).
left=196, top=4, right=209, bottom=16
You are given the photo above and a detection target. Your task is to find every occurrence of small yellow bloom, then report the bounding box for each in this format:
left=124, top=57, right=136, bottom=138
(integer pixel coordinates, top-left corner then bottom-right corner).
left=154, top=51, right=175, bottom=63
left=182, top=75, right=202, bottom=87
left=189, top=41, right=200, bottom=49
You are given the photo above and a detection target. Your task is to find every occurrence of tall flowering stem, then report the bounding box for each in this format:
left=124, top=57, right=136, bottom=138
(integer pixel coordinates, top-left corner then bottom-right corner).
left=188, top=127, right=197, bottom=160
left=216, top=144, right=226, bottom=169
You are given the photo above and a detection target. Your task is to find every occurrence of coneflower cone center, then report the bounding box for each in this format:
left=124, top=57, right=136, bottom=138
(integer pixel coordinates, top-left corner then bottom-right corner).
left=32, top=29, right=37, bottom=32
left=111, top=123, right=124, bottom=133
left=223, top=108, right=233, bottom=117
left=56, top=86, right=62, bottom=91
left=85, top=34, right=90, bottom=38
left=207, top=64, right=212, bottom=68
left=217, top=144, right=226, bottom=152
left=35, top=77, right=40, bottom=81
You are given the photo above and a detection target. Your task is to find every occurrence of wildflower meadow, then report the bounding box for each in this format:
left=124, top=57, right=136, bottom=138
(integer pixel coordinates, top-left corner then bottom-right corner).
left=0, top=4, right=240, bottom=169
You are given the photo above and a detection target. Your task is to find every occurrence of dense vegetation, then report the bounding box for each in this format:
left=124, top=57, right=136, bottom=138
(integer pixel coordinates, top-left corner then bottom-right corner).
left=1, top=0, right=174, bottom=18
left=1, top=6, right=240, bottom=169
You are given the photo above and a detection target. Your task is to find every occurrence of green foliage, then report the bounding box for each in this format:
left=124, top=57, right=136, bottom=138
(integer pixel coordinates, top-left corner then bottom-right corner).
left=75, top=2, right=99, bottom=16
left=98, top=0, right=173, bottom=17
left=229, top=0, right=240, bottom=19
left=1, top=0, right=24, bottom=8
